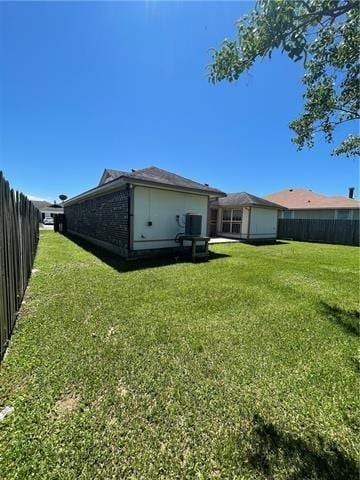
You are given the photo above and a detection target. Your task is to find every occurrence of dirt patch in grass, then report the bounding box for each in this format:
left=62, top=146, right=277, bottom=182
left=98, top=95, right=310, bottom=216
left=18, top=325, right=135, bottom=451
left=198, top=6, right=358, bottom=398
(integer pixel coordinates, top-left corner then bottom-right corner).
left=53, top=393, right=80, bottom=418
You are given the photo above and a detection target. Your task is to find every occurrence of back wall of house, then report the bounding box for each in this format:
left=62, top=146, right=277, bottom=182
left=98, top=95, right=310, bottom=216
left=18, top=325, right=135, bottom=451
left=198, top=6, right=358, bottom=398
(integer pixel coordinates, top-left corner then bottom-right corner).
left=132, top=186, right=209, bottom=250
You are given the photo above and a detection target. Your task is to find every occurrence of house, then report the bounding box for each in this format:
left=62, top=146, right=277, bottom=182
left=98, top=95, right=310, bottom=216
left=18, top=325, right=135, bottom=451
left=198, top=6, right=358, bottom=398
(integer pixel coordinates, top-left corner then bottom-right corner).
left=32, top=200, right=64, bottom=222
left=63, top=166, right=225, bottom=259
left=265, top=188, right=360, bottom=220
left=209, top=192, right=284, bottom=241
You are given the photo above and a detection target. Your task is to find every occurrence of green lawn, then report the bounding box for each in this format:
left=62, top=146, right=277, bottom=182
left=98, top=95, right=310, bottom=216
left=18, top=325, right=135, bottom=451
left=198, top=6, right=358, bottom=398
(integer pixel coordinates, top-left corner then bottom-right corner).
left=0, top=231, right=358, bottom=479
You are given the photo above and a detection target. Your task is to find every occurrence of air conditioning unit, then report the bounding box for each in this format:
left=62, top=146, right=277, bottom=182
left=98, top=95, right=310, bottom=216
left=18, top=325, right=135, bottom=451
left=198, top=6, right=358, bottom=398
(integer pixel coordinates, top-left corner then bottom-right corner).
left=185, top=213, right=202, bottom=236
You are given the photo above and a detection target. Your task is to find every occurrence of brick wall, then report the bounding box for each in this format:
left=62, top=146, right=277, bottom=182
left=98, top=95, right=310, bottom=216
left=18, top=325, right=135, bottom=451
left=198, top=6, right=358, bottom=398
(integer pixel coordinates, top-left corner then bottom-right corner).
left=65, top=188, right=129, bottom=248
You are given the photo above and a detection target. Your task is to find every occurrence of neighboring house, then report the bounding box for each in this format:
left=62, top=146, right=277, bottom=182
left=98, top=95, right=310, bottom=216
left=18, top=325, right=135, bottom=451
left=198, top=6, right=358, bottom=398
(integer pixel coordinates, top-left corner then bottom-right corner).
left=32, top=201, right=64, bottom=222
left=209, top=193, right=284, bottom=241
left=63, top=166, right=225, bottom=259
left=265, top=188, right=360, bottom=220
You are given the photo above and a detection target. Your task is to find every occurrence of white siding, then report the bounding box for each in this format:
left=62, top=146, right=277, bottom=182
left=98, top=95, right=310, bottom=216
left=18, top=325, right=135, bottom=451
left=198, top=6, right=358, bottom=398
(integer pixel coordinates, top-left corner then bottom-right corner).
left=241, top=207, right=250, bottom=238
left=249, top=207, right=278, bottom=239
left=133, top=186, right=209, bottom=250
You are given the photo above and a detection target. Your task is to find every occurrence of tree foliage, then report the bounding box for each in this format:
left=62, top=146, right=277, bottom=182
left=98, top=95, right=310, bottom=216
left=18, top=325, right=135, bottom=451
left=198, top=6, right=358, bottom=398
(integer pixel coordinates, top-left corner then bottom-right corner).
left=209, top=0, right=360, bottom=157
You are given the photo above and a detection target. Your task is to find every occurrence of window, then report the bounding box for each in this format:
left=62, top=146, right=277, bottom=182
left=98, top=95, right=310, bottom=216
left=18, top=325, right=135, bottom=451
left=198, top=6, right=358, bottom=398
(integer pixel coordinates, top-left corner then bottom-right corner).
left=222, top=209, right=242, bottom=234
left=222, top=209, right=231, bottom=221
left=222, top=222, right=231, bottom=233
left=232, top=209, right=242, bottom=221
left=337, top=209, right=350, bottom=220
left=283, top=210, right=292, bottom=219
left=231, top=223, right=241, bottom=233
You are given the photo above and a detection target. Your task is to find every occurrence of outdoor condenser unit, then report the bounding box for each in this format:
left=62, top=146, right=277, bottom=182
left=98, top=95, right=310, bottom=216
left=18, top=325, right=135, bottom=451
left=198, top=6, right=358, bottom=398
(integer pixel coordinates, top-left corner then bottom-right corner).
left=185, top=213, right=202, bottom=236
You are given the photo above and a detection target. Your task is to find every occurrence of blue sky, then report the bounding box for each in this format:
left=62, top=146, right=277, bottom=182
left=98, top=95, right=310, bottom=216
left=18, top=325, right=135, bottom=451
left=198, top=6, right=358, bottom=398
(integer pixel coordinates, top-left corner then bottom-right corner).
left=0, top=1, right=358, bottom=201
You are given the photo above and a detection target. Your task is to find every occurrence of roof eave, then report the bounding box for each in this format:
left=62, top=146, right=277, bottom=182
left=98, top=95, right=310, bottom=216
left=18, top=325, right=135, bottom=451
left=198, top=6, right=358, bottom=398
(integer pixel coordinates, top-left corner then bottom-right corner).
left=122, top=176, right=225, bottom=196
left=64, top=176, right=225, bottom=207
left=249, top=203, right=286, bottom=209
left=214, top=202, right=286, bottom=209
left=283, top=206, right=360, bottom=210
left=63, top=177, right=128, bottom=206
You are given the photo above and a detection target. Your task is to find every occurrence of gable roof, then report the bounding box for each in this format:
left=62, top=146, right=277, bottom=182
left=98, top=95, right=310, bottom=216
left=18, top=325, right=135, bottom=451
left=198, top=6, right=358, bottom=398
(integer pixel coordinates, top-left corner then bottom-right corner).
left=31, top=200, right=63, bottom=212
left=98, top=166, right=224, bottom=195
left=264, top=188, right=360, bottom=210
left=65, top=166, right=225, bottom=206
left=31, top=200, right=63, bottom=213
left=212, top=192, right=284, bottom=209
left=99, top=168, right=127, bottom=185
left=31, top=200, right=52, bottom=209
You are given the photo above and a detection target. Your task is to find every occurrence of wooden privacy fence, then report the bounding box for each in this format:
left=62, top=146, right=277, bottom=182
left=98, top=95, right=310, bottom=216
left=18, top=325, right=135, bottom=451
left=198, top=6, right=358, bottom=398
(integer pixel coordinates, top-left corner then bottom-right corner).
left=278, top=218, right=360, bottom=246
left=0, top=172, right=40, bottom=360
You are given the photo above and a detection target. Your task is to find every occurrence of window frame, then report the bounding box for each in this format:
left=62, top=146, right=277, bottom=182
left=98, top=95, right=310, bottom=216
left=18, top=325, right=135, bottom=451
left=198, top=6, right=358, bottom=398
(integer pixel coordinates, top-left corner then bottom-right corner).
left=222, top=208, right=242, bottom=234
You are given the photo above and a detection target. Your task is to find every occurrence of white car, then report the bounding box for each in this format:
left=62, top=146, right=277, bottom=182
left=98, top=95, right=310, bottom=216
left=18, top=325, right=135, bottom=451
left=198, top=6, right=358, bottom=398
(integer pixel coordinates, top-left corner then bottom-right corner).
left=43, top=217, right=54, bottom=225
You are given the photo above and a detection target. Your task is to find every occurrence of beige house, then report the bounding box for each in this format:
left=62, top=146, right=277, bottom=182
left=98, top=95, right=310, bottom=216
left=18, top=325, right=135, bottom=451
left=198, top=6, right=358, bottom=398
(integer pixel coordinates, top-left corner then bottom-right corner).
left=209, top=192, right=284, bottom=241
left=265, top=188, right=360, bottom=220
left=63, top=166, right=224, bottom=259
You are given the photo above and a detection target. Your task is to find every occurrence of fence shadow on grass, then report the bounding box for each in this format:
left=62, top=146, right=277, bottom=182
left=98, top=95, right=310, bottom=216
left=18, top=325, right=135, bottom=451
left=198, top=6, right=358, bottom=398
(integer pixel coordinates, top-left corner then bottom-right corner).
left=64, top=233, right=231, bottom=274
left=247, top=415, right=358, bottom=480
left=320, top=302, right=359, bottom=338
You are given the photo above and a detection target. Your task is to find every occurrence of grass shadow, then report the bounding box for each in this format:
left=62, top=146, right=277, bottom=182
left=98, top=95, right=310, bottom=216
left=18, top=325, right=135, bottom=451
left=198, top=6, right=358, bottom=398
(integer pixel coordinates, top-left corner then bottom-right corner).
left=247, top=414, right=358, bottom=480
left=320, top=302, right=359, bottom=337
left=64, top=233, right=230, bottom=273
left=246, top=240, right=290, bottom=247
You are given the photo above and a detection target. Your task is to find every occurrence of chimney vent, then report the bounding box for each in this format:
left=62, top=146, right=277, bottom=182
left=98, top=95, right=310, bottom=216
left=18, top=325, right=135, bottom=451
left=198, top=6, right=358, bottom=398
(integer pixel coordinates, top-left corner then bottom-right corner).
left=349, top=187, right=355, bottom=199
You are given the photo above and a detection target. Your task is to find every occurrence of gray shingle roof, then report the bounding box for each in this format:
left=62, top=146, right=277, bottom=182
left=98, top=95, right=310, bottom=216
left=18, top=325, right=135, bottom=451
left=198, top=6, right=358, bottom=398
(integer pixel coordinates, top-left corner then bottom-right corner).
left=31, top=201, right=64, bottom=212
left=212, top=192, right=284, bottom=209
left=101, top=166, right=224, bottom=195
left=31, top=200, right=52, bottom=209
left=101, top=169, right=127, bottom=184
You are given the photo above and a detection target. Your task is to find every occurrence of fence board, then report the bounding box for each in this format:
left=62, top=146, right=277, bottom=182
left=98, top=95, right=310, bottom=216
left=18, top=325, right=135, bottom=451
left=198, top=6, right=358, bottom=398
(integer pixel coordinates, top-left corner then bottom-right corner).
left=0, top=172, right=39, bottom=360
left=278, top=219, right=359, bottom=246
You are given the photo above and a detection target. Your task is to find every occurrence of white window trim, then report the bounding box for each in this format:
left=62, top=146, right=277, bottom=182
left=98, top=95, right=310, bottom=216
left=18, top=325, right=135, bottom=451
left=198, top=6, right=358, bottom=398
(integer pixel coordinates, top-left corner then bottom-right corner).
left=222, top=208, right=242, bottom=234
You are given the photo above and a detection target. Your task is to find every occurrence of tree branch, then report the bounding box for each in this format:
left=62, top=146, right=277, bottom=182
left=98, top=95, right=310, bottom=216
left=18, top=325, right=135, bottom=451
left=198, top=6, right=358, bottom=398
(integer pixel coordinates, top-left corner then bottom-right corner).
left=296, top=2, right=357, bottom=22
left=334, top=106, right=360, bottom=116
